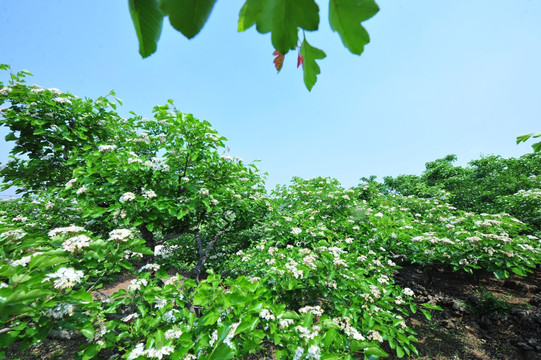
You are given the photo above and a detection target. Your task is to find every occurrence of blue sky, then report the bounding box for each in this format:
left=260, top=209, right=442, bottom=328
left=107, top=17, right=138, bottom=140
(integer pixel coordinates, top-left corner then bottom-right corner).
left=1, top=0, right=540, bottom=194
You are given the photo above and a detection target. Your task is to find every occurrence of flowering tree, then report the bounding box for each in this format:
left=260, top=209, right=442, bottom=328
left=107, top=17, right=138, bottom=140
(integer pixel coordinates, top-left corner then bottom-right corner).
left=65, top=101, right=269, bottom=280
left=0, top=65, right=121, bottom=195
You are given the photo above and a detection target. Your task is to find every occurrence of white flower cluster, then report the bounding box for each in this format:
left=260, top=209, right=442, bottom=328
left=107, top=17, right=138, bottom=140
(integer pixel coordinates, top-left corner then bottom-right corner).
left=45, top=303, right=75, bottom=319
left=295, top=325, right=320, bottom=342
left=128, top=278, right=148, bottom=292
left=143, top=190, right=157, bottom=199
left=259, top=308, right=275, bottom=321
left=1, top=229, right=26, bottom=240
left=223, top=322, right=240, bottom=348
left=128, top=343, right=174, bottom=360
left=403, top=287, right=415, bottom=297
left=65, top=178, right=78, bottom=188
left=121, top=313, right=139, bottom=322
left=163, top=309, right=180, bottom=323
left=44, top=267, right=84, bottom=289
left=109, top=229, right=133, bottom=242
left=62, top=234, right=92, bottom=253
left=285, top=258, right=304, bottom=279
left=119, top=192, right=136, bottom=202
left=48, top=225, right=85, bottom=237
left=139, top=263, right=160, bottom=273
left=164, top=328, right=182, bottom=339
left=291, top=227, right=302, bottom=235
left=0, top=86, right=12, bottom=95
left=298, top=305, right=324, bottom=316
left=98, top=144, right=117, bottom=153
left=279, top=318, right=294, bottom=328
left=12, top=214, right=28, bottom=223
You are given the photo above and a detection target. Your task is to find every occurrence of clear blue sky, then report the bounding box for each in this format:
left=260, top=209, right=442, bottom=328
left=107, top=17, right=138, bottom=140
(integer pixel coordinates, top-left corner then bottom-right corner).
left=1, top=0, right=540, bottom=193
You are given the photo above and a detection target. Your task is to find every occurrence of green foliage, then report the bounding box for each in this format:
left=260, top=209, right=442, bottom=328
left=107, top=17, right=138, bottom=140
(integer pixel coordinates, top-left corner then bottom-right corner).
left=384, top=153, right=541, bottom=232
left=0, top=67, right=120, bottom=194
left=1, top=69, right=539, bottom=359
left=128, top=0, right=379, bottom=90
left=517, top=132, right=541, bottom=153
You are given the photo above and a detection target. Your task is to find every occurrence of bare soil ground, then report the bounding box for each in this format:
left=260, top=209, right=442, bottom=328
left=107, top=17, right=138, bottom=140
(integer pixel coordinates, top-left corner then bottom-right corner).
left=5, top=266, right=541, bottom=360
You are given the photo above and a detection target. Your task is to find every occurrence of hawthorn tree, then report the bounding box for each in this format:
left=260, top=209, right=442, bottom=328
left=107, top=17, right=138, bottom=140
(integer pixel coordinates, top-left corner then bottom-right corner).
left=128, top=0, right=380, bottom=90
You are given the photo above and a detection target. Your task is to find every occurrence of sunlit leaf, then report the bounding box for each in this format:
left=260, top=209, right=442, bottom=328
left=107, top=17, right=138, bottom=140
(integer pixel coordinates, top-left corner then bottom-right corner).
left=329, top=0, right=379, bottom=55
left=129, top=0, right=164, bottom=58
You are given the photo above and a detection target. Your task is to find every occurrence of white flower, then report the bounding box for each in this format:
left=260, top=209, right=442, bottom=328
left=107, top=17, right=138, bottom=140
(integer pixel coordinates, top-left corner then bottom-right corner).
left=10, top=255, right=32, bottom=267
left=279, top=319, right=294, bottom=328
left=0, top=86, right=12, bottom=95
left=259, top=308, right=275, bottom=321
left=368, top=330, right=383, bottom=342
left=45, top=303, right=75, bottom=319
left=143, top=190, right=157, bottom=199
left=139, top=263, right=160, bottom=273
left=128, top=344, right=146, bottom=360
left=109, top=229, right=133, bottom=242
left=293, top=347, right=304, bottom=360
left=291, top=227, right=302, bottom=235
left=65, top=178, right=78, bottom=188
left=98, top=145, right=117, bottom=153
left=62, top=234, right=92, bottom=253
left=298, top=305, right=324, bottom=316
left=209, top=329, right=218, bottom=346
left=44, top=267, right=84, bottom=289
left=307, top=345, right=321, bottom=360
left=164, top=329, right=182, bottom=339
left=198, top=188, right=209, bottom=196
left=53, top=97, right=71, bottom=104
left=163, top=309, right=179, bottom=323
left=128, top=278, right=148, bottom=292
left=119, top=192, right=136, bottom=202
left=121, top=313, right=139, bottom=322
left=403, top=287, right=415, bottom=297
left=48, top=225, right=86, bottom=238
left=223, top=322, right=240, bottom=348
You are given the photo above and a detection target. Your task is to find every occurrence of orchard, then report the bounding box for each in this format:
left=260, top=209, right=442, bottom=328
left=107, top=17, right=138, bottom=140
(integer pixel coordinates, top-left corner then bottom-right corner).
left=0, top=66, right=540, bottom=359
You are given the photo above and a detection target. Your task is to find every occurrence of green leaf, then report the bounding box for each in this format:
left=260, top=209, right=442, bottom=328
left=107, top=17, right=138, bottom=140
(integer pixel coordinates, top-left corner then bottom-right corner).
left=329, top=0, right=379, bottom=55
left=160, top=0, right=217, bottom=39
left=29, top=255, right=70, bottom=270
left=4, top=289, right=48, bottom=306
left=129, top=0, right=164, bottom=58
left=238, top=0, right=319, bottom=54
left=82, top=344, right=101, bottom=360
left=516, top=133, right=532, bottom=144
left=209, top=344, right=235, bottom=360
left=300, top=38, right=326, bottom=90
left=365, top=347, right=388, bottom=357
left=420, top=308, right=432, bottom=320
left=80, top=323, right=95, bottom=339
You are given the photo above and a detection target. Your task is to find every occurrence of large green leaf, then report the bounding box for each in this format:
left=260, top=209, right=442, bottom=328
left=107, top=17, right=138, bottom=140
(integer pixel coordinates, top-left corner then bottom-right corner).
left=300, top=38, right=326, bottom=91
left=160, top=0, right=217, bottom=39
left=329, top=0, right=379, bottom=55
left=238, top=0, right=319, bottom=54
left=129, top=0, right=164, bottom=58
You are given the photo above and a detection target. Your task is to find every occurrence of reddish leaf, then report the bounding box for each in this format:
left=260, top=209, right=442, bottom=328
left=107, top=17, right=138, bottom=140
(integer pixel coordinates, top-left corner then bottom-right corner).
left=273, top=50, right=284, bottom=72
left=297, top=54, right=304, bottom=69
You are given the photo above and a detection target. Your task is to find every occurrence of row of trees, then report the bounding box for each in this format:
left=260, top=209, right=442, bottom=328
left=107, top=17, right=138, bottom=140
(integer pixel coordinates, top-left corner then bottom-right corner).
left=383, top=153, right=541, bottom=232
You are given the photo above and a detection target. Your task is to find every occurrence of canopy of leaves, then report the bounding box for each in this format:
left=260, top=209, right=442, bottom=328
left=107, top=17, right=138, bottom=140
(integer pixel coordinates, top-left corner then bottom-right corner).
left=128, top=0, right=379, bottom=90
